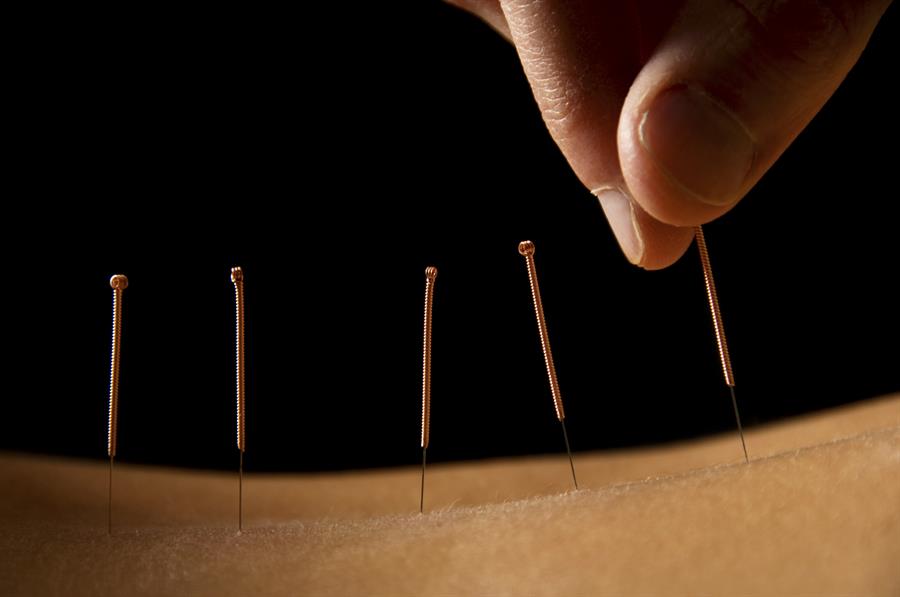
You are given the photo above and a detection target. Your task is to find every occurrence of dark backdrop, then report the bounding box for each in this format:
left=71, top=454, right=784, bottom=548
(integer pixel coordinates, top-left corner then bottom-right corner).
left=5, top=3, right=897, bottom=472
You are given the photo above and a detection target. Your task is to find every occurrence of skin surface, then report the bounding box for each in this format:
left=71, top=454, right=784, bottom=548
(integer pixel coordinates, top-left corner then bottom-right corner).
left=1, top=395, right=898, bottom=596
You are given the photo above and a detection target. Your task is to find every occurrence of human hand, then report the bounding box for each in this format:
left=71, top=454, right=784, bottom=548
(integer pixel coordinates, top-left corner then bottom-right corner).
left=447, top=0, right=891, bottom=268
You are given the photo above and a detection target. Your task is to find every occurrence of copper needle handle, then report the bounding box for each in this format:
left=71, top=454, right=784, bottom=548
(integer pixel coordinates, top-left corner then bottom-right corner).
left=518, top=241, right=565, bottom=421
left=421, top=266, right=438, bottom=450
left=232, top=267, right=246, bottom=453
left=694, top=226, right=735, bottom=387
left=108, top=275, right=128, bottom=458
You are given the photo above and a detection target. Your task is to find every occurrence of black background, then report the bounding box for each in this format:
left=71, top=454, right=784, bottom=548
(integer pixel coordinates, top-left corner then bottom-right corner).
left=5, top=3, right=897, bottom=472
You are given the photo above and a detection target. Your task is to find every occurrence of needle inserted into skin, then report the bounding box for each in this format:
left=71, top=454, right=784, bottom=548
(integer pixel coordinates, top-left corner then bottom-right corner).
left=231, top=267, right=246, bottom=531
left=694, top=226, right=749, bottom=464
left=518, top=241, right=578, bottom=490
left=107, top=274, right=127, bottom=535
left=420, top=266, right=437, bottom=514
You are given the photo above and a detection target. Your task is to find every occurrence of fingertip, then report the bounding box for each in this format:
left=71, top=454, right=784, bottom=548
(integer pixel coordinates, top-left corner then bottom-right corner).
left=637, top=85, right=755, bottom=207
left=618, top=86, right=742, bottom=227
left=633, top=213, right=696, bottom=270
left=595, top=187, right=644, bottom=266
left=594, top=186, right=697, bottom=269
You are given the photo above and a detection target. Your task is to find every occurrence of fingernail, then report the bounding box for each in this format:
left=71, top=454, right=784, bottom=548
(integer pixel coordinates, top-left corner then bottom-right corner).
left=639, top=85, right=754, bottom=206
left=594, top=188, right=644, bottom=266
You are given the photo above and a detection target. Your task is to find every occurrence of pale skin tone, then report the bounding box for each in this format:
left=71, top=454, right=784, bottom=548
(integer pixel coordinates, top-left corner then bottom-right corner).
left=1, top=395, right=898, bottom=595
left=2, top=4, right=897, bottom=595
left=446, top=0, right=893, bottom=268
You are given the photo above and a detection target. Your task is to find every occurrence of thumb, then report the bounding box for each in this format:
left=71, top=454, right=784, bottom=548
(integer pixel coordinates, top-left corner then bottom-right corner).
left=618, top=0, right=892, bottom=226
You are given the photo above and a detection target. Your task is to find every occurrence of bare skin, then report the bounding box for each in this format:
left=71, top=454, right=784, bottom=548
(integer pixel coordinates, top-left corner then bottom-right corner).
left=1, top=395, right=898, bottom=596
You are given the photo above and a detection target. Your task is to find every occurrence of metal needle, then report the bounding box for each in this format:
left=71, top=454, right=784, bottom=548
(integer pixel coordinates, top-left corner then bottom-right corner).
left=518, top=241, right=578, bottom=490
left=420, top=266, right=437, bottom=513
left=107, top=274, right=128, bottom=534
left=231, top=266, right=247, bottom=530
left=695, top=226, right=749, bottom=463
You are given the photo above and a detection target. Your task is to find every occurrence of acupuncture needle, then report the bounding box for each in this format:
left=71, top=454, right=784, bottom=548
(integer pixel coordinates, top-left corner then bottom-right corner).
left=107, top=274, right=128, bottom=535
left=518, top=241, right=578, bottom=490
left=231, top=266, right=247, bottom=531
left=694, top=226, right=749, bottom=463
left=420, top=266, right=437, bottom=513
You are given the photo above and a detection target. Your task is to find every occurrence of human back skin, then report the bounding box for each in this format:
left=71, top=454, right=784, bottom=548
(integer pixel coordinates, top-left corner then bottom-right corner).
left=1, top=395, right=898, bottom=596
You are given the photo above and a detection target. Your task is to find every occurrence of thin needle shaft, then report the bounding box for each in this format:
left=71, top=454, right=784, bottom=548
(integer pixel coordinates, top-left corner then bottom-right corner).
left=560, top=420, right=578, bottom=489
left=107, top=274, right=127, bottom=535
left=108, top=456, right=113, bottom=534
left=239, top=450, right=244, bottom=531
left=518, top=241, right=578, bottom=490
left=695, top=226, right=749, bottom=463
left=420, top=447, right=427, bottom=514
left=232, top=267, right=246, bottom=531
left=420, top=266, right=437, bottom=513
left=729, top=385, right=749, bottom=463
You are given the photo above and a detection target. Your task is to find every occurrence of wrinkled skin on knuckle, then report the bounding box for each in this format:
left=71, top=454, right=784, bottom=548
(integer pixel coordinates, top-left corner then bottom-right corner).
left=503, top=1, right=639, bottom=137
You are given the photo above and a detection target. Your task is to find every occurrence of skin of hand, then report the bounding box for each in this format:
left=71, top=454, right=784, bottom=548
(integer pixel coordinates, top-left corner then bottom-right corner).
left=445, top=0, right=892, bottom=269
